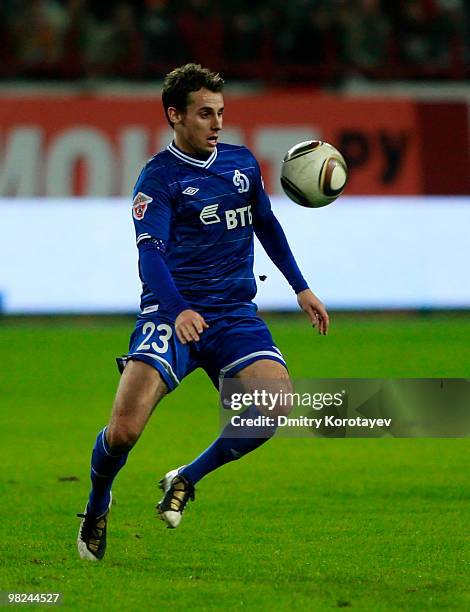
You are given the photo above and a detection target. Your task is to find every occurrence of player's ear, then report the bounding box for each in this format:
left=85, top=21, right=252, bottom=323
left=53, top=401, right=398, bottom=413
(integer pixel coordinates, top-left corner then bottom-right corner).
left=167, top=107, right=183, bottom=126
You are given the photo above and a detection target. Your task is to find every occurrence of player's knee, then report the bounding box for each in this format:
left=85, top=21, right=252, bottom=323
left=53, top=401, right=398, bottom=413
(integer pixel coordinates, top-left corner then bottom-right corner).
left=269, top=377, right=294, bottom=418
left=106, top=422, right=141, bottom=451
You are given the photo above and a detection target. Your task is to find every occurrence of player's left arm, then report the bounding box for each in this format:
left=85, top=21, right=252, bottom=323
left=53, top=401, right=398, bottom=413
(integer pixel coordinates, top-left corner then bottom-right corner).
left=254, top=211, right=329, bottom=335
left=250, top=158, right=329, bottom=335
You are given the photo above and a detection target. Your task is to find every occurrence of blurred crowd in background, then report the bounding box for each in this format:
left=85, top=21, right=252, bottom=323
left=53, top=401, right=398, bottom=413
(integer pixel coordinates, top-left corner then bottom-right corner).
left=0, top=0, right=468, bottom=83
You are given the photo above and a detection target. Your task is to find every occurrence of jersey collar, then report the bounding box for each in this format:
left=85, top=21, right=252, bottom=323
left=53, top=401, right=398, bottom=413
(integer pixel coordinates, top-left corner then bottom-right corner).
left=167, top=141, right=218, bottom=169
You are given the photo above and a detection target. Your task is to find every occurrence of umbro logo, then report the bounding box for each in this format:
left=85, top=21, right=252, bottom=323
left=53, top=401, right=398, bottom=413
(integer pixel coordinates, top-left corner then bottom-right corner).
left=182, top=186, right=199, bottom=196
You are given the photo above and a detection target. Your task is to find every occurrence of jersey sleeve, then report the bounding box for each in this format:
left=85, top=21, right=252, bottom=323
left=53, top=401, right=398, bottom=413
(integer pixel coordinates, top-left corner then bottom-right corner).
left=248, top=153, right=272, bottom=218
left=132, top=171, right=173, bottom=248
left=247, top=151, right=309, bottom=294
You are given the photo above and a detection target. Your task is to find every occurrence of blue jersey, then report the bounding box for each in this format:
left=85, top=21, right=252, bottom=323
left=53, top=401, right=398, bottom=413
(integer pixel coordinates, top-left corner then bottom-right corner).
left=132, top=142, right=271, bottom=316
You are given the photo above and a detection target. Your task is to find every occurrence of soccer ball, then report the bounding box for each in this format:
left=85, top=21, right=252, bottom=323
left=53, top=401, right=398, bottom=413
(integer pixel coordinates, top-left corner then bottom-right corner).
left=280, top=140, right=348, bottom=208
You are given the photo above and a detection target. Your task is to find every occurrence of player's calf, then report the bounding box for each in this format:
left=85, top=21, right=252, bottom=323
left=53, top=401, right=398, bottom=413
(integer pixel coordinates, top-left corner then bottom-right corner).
left=77, top=361, right=167, bottom=558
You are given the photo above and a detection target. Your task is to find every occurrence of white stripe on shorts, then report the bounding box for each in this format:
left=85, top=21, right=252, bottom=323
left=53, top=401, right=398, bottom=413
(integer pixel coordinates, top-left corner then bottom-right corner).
left=219, top=350, right=286, bottom=379
left=131, top=352, right=180, bottom=386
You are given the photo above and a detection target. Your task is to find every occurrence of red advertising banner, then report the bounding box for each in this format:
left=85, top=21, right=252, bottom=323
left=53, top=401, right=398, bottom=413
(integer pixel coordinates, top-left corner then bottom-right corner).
left=0, top=92, right=468, bottom=197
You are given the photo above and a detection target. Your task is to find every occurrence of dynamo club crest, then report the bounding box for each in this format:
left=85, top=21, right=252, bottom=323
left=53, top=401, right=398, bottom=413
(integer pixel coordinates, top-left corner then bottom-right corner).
left=233, top=169, right=250, bottom=193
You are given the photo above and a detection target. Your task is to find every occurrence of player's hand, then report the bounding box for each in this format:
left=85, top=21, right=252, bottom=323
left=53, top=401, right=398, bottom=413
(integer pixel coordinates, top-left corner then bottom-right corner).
left=175, top=309, right=209, bottom=344
left=297, top=289, right=329, bottom=335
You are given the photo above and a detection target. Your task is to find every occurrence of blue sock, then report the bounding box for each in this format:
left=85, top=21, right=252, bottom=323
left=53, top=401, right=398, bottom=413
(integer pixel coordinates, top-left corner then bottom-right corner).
left=180, top=406, right=277, bottom=485
left=87, top=428, right=129, bottom=517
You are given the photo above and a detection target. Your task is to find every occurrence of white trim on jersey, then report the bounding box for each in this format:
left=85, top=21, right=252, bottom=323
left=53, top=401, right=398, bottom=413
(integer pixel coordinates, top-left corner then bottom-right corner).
left=141, top=305, right=159, bottom=314
left=167, top=142, right=218, bottom=169
left=219, top=350, right=286, bottom=379
left=136, top=233, right=152, bottom=245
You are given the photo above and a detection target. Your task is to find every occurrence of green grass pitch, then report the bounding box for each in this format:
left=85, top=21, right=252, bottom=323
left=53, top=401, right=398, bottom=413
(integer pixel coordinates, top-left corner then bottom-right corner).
left=1, top=313, right=469, bottom=610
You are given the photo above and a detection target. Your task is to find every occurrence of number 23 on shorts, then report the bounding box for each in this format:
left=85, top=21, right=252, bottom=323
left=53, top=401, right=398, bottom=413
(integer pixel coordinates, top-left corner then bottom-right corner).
left=136, top=321, right=173, bottom=354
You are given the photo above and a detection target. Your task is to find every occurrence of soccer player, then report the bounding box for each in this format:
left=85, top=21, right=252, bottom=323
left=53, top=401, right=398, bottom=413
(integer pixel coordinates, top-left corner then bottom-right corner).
left=77, top=63, right=329, bottom=561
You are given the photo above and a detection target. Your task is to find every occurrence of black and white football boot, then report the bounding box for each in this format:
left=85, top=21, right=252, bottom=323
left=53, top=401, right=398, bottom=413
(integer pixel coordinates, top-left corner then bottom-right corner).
left=157, top=466, right=195, bottom=529
left=77, top=495, right=112, bottom=561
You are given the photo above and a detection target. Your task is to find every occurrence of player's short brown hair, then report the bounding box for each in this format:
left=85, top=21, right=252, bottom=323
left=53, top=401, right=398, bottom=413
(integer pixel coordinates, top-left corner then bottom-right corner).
left=162, top=63, right=224, bottom=127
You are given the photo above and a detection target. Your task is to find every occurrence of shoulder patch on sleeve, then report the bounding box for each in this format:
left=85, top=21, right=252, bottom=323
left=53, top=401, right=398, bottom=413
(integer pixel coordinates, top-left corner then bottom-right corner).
left=132, top=192, right=153, bottom=220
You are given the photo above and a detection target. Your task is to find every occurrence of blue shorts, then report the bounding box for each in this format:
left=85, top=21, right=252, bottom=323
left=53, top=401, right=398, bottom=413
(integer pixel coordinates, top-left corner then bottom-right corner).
left=118, top=310, right=286, bottom=392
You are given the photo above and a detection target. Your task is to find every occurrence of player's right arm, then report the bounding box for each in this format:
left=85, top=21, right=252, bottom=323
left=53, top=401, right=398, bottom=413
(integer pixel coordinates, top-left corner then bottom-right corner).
left=132, top=174, right=208, bottom=344
left=139, top=245, right=208, bottom=343
left=174, top=308, right=209, bottom=343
